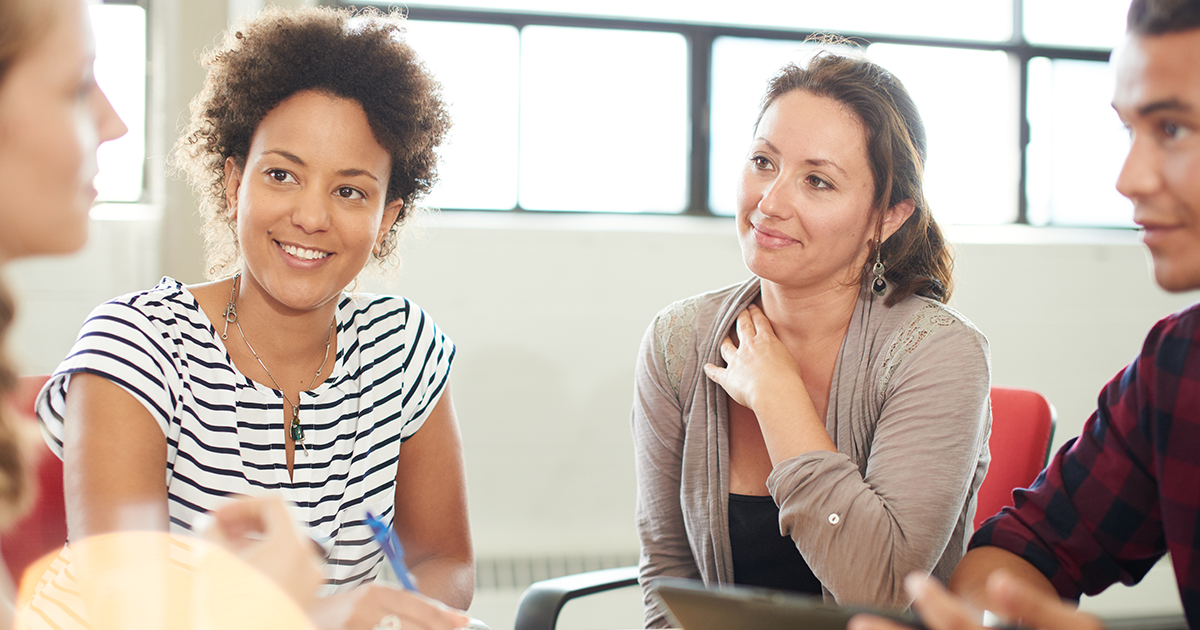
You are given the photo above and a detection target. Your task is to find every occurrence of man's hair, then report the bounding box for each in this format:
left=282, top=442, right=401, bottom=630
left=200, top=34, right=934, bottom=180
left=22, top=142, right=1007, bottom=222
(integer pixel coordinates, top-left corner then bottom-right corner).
left=1128, top=0, right=1200, bottom=35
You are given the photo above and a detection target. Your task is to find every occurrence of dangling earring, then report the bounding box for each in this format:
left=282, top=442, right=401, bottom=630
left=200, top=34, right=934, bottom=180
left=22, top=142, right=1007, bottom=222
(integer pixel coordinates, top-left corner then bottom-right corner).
left=871, top=240, right=888, bottom=297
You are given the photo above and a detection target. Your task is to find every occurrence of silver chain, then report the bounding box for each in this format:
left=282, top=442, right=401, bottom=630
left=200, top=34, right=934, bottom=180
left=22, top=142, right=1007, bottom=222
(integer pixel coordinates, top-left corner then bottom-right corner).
left=221, top=273, right=335, bottom=453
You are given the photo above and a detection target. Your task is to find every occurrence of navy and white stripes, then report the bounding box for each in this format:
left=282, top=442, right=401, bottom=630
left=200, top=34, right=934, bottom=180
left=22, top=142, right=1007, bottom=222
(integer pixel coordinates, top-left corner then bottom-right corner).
left=37, top=277, right=454, bottom=594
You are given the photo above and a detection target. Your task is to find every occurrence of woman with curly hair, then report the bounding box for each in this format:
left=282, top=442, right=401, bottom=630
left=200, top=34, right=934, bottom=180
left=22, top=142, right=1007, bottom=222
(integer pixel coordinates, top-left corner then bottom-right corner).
left=633, top=48, right=991, bottom=626
left=34, top=6, right=471, bottom=629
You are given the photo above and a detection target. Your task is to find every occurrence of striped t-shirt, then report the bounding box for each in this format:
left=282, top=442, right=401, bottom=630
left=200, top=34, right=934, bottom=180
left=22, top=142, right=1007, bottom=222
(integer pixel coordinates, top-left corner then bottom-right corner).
left=36, top=277, right=455, bottom=594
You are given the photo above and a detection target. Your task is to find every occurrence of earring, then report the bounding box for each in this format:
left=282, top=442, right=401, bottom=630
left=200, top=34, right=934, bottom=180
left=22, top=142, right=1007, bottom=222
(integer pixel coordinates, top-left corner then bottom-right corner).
left=871, top=241, right=888, bottom=297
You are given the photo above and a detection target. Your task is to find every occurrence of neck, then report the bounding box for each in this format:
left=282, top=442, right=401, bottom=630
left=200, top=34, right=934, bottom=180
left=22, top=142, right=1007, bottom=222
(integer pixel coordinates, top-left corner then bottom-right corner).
left=758, top=278, right=860, bottom=346
left=228, top=273, right=337, bottom=365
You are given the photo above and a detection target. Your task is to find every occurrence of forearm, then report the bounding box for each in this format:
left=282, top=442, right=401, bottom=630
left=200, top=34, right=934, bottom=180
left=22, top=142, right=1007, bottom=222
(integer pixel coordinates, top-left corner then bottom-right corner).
left=949, top=547, right=1059, bottom=616
left=408, top=554, right=473, bottom=610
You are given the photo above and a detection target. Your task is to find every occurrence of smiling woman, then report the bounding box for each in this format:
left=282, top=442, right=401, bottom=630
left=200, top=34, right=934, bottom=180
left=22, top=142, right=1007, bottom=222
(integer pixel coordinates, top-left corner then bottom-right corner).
left=31, top=6, right=472, bottom=630
left=633, top=46, right=991, bottom=628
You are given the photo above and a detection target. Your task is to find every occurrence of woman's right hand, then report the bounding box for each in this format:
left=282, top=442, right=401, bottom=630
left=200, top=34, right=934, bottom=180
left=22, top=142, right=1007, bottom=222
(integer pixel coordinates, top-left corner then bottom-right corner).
left=309, top=583, right=471, bottom=630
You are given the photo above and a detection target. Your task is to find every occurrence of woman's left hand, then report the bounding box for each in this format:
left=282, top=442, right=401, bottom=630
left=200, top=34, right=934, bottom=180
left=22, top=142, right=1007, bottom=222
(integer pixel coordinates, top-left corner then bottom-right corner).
left=703, top=304, right=805, bottom=412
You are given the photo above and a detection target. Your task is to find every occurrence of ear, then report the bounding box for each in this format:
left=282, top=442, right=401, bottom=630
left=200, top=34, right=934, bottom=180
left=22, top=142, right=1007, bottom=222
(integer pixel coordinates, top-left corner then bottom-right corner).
left=376, top=198, right=404, bottom=252
left=223, top=157, right=243, bottom=221
left=880, top=198, right=916, bottom=243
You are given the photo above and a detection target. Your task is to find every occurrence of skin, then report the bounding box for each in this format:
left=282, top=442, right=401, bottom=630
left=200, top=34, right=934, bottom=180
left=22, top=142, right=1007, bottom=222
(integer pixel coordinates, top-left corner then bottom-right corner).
left=64, top=90, right=472, bottom=630
left=850, top=26, right=1200, bottom=630
left=703, top=90, right=913, bottom=495
left=0, top=0, right=125, bottom=261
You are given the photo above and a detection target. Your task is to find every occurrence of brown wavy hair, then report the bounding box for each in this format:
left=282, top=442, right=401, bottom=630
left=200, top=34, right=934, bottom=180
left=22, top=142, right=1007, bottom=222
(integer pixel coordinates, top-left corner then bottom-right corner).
left=0, top=0, right=56, bottom=528
left=173, top=5, right=450, bottom=279
left=757, top=44, right=954, bottom=306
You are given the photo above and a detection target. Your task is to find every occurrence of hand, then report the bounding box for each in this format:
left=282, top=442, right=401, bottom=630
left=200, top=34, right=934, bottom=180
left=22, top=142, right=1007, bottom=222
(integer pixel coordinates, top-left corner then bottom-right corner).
left=203, top=496, right=324, bottom=610
left=702, top=304, right=804, bottom=411
left=310, top=582, right=471, bottom=630
left=847, top=572, right=1106, bottom=630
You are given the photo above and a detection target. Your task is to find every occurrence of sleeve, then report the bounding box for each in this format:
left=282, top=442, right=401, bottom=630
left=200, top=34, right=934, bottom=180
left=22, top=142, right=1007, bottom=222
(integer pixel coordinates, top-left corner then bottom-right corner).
left=969, top=314, right=1186, bottom=600
left=36, top=299, right=180, bottom=458
left=631, top=314, right=700, bottom=629
left=391, top=300, right=456, bottom=442
left=767, top=318, right=992, bottom=608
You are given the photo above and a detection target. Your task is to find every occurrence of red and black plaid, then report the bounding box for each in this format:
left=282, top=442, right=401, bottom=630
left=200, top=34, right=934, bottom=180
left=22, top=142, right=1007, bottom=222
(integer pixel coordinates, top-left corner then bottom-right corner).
left=971, top=303, right=1200, bottom=629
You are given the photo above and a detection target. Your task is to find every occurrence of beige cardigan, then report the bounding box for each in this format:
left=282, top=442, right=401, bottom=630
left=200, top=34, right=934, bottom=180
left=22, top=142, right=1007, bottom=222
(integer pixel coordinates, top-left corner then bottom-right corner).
left=632, top=278, right=992, bottom=628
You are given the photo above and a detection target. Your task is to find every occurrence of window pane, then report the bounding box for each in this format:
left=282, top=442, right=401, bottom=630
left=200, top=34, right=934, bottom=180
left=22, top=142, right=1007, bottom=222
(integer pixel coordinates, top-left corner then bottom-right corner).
left=1026, top=58, right=1131, bottom=227
left=404, top=21, right=519, bottom=210
left=394, top=0, right=1013, bottom=41
left=868, top=44, right=1018, bottom=225
left=1024, top=0, right=1130, bottom=48
left=91, top=4, right=146, bottom=204
left=518, top=26, right=688, bottom=212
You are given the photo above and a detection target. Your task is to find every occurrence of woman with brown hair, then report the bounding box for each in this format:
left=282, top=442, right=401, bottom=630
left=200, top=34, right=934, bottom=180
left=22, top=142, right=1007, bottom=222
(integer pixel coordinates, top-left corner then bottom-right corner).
left=633, top=47, right=991, bottom=627
left=0, top=0, right=125, bottom=607
left=33, top=6, right=472, bottom=630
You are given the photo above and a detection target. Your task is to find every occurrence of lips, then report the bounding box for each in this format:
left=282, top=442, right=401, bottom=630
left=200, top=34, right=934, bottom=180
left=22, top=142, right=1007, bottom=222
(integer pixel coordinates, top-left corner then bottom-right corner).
left=278, top=241, right=330, bottom=261
left=751, top=223, right=799, bottom=249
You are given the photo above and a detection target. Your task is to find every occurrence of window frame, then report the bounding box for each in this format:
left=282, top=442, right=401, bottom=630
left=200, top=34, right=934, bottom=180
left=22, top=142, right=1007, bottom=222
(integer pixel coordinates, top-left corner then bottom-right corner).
left=338, top=0, right=1115, bottom=223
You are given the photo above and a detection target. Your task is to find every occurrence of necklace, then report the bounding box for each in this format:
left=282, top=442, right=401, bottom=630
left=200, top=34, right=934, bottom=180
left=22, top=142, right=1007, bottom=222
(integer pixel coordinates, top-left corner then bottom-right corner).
left=220, top=273, right=335, bottom=452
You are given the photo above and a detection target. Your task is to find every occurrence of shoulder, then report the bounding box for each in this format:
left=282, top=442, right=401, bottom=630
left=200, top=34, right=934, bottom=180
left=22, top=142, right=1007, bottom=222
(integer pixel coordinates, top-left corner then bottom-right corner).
left=1142, top=302, right=1200, bottom=360
left=86, top=277, right=207, bottom=335
left=881, top=295, right=987, bottom=354
left=647, top=279, right=755, bottom=390
left=875, top=295, right=989, bottom=388
left=337, top=292, right=452, bottom=351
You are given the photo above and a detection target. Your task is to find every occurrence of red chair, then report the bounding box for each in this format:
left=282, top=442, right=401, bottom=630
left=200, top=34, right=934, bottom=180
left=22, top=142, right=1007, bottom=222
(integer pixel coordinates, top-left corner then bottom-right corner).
left=974, top=385, right=1056, bottom=530
left=1, top=375, right=65, bottom=584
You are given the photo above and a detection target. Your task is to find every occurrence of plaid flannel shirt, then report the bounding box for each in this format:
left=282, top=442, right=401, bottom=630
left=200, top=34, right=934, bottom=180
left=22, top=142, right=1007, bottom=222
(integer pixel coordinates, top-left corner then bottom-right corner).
left=971, top=302, right=1200, bottom=629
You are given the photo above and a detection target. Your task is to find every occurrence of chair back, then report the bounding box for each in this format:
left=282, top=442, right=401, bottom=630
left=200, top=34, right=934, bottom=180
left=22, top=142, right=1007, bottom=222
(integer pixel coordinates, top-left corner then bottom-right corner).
left=974, top=385, right=1056, bottom=531
left=1, top=375, right=66, bottom=584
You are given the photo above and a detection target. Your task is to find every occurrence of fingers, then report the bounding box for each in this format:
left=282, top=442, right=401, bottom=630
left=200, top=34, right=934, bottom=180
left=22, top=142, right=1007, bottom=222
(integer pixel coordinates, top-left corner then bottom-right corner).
left=209, top=496, right=286, bottom=548
left=745, top=303, right=774, bottom=336
left=364, top=586, right=470, bottom=630
left=986, top=571, right=1105, bottom=630
left=903, top=574, right=984, bottom=630
left=702, top=363, right=725, bottom=386
left=847, top=613, right=914, bottom=630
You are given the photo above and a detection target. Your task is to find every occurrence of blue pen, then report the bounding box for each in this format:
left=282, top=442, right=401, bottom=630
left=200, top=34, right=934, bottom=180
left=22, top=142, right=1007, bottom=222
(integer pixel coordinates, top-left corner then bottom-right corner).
left=365, top=509, right=419, bottom=592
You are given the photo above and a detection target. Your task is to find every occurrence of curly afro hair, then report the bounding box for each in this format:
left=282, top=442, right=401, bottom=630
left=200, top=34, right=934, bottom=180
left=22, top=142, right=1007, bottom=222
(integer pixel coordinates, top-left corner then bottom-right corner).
left=173, top=5, right=450, bottom=278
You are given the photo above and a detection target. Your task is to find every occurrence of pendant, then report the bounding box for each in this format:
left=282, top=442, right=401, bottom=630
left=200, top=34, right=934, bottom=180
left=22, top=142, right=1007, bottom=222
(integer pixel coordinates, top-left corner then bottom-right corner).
left=290, top=409, right=304, bottom=442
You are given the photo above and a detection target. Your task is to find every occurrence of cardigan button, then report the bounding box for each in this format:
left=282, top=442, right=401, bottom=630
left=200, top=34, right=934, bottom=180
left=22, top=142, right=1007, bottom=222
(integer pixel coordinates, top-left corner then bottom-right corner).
left=828, top=513, right=840, bottom=525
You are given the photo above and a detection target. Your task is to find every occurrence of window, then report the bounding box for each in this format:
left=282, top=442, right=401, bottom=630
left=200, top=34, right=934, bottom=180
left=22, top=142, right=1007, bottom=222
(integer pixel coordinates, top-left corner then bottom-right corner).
left=346, top=1, right=1129, bottom=226
left=90, top=3, right=147, bottom=207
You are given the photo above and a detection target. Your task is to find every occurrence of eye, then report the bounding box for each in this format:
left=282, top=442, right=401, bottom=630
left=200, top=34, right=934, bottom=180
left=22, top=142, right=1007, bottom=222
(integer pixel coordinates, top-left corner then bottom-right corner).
left=750, top=155, right=772, bottom=170
left=336, top=186, right=365, bottom=200
left=266, top=169, right=296, bottom=184
left=1162, top=120, right=1190, bottom=141
left=806, top=174, right=831, bottom=189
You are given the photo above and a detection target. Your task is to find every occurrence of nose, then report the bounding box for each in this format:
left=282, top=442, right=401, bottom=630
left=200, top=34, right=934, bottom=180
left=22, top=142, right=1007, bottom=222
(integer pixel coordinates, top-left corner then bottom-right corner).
left=292, top=188, right=333, bottom=234
left=757, top=174, right=794, bottom=220
left=91, top=84, right=127, bottom=144
left=1116, top=134, right=1163, bottom=204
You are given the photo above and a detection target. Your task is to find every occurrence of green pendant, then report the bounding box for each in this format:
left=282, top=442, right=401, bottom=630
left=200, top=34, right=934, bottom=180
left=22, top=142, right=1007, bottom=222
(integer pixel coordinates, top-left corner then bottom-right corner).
left=290, top=411, right=304, bottom=442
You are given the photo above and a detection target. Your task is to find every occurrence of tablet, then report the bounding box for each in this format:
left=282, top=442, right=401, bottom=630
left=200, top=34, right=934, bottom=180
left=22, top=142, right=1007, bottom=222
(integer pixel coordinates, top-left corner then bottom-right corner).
left=649, top=577, right=927, bottom=630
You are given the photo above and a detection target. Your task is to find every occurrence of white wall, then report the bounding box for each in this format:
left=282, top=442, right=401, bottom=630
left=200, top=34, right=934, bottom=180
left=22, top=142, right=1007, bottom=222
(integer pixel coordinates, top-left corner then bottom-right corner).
left=9, top=212, right=1196, bottom=628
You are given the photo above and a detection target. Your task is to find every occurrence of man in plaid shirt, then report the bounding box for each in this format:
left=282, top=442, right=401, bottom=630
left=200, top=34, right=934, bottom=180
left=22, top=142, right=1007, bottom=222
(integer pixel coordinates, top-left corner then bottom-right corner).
left=852, top=0, right=1200, bottom=629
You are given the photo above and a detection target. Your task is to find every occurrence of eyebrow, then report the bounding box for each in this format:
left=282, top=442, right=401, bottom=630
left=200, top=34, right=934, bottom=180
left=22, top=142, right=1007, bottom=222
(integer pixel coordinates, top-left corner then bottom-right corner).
left=758, top=138, right=849, bottom=177
left=1135, top=98, right=1192, bottom=117
left=262, top=149, right=381, bottom=182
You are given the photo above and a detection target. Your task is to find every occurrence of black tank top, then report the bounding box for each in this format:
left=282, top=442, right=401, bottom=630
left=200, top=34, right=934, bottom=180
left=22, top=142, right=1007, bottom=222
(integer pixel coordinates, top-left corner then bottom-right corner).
left=728, top=493, right=822, bottom=595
